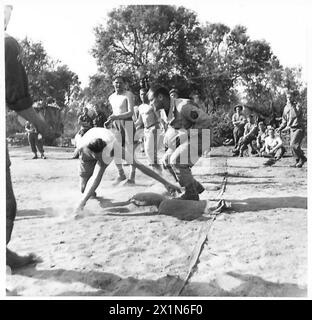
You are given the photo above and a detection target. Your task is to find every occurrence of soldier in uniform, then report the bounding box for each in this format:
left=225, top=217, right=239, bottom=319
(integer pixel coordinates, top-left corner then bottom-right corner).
left=276, top=90, right=307, bottom=168
left=148, top=85, right=211, bottom=200
left=78, top=106, right=93, bottom=136
left=5, top=4, right=54, bottom=269
left=25, top=121, right=46, bottom=159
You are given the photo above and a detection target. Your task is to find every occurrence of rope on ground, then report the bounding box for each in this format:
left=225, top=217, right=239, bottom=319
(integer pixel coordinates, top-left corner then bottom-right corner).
left=169, top=159, right=228, bottom=296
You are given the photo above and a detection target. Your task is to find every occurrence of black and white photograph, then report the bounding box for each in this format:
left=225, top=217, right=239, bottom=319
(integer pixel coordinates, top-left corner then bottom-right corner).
left=2, top=0, right=310, bottom=298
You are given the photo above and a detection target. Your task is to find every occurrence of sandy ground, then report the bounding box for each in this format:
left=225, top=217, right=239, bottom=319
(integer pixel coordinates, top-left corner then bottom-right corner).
left=6, top=145, right=307, bottom=297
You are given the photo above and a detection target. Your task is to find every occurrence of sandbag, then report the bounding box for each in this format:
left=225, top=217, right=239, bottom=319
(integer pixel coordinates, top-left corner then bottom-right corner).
left=129, top=192, right=167, bottom=207
left=158, top=199, right=209, bottom=216
left=158, top=199, right=229, bottom=220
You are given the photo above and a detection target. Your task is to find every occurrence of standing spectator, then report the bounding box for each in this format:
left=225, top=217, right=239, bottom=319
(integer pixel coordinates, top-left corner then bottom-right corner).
left=78, top=106, right=93, bottom=136
left=71, top=106, right=93, bottom=159
left=262, top=127, right=286, bottom=166
left=255, top=121, right=267, bottom=156
left=135, top=88, right=162, bottom=171
left=276, top=90, right=307, bottom=168
left=107, top=75, right=136, bottom=184
left=92, top=106, right=107, bottom=128
left=25, top=121, right=46, bottom=159
left=5, top=4, right=54, bottom=269
left=232, top=105, right=246, bottom=149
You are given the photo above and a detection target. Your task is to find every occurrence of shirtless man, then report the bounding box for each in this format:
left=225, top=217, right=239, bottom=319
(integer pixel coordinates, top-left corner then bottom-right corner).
left=107, top=76, right=136, bottom=184
left=135, top=88, right=162, bottom=171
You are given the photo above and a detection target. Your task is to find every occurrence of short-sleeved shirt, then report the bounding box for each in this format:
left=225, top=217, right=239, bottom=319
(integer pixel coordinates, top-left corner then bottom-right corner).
left=25, top=122, right=38, bottom=134
left=162, top=98, right=211, bottom=149
left=244, top=123, right=258, bottom=138
left=264, top=135, right=283, bottom=153
left=161, top=98, right=211, bottom=131
left=281, top=102, right=304, bottom=130
left=257, top=131, right=267, bottom=144
left=232, top=113, right=246, bottom=128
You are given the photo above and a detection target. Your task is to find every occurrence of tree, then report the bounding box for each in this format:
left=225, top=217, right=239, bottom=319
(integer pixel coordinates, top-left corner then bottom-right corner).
left=20, top=37, right=51, bottom=102
left=18, top=37, right=82, bottom=143
left=88, top=4, right=306, bottom=144
left=92, top=5, right=202, bottom=86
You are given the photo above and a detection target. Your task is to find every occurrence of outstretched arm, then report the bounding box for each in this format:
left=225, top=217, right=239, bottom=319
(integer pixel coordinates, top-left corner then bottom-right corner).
left=76, top=160, right=107, bottom=212
left=17, top=108, right=54, bottom=139
left=121, top=147, right=181, bottom=194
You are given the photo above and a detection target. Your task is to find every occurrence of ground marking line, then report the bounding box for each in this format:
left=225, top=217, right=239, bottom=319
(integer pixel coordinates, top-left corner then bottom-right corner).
left=169, top=159, right=228, bottom=296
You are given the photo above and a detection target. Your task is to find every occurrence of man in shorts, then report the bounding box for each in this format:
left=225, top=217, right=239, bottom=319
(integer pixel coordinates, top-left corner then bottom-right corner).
left=75, top=127, right=181, bottom=213
left=147, top=85, right=210, bottom=201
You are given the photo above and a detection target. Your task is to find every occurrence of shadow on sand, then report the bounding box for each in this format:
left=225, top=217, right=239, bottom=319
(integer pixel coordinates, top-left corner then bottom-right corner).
left=16, top=208, right=56, bottom=221
left=10, top=267, right=306, bottom=297
left=227, top=196, right=307, bottom=212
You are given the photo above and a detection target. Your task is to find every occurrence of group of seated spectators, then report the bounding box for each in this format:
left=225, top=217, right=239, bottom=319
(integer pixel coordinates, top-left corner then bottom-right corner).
left=231, top=104, right=286, bottom=166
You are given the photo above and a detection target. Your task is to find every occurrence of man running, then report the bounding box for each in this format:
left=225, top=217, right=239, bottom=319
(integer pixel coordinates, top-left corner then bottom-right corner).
left=147, top=85, right=210, bottom=200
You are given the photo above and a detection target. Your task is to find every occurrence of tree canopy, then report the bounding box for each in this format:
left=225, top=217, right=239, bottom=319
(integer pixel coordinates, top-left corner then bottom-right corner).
left=20, top=37, right=80, bottom=110
left=90, top=4, right=306, bottom=117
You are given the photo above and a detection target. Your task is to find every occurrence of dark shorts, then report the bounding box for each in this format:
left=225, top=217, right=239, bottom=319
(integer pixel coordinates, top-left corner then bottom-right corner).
left=79, top=151, right=97, bottom=179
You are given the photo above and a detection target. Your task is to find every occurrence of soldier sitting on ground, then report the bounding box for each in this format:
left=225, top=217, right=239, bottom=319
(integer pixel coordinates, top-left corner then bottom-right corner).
left=232, top=114, right=258, bottom=157
left=262, top=127, right=286, bottom=166
left=255, top=121, right=267, bottom=156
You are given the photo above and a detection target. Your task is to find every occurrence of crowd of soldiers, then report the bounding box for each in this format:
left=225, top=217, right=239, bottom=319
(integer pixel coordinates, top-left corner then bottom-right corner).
left=230, top=91, right=306, bottom=168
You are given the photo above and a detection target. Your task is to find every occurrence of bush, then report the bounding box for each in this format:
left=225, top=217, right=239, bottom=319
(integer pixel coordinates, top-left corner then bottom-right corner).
left=207, top=110, right=234, bottom=146
left=7, top=133, right=28, bottom=146
left=6, top=111, right=24, bottom=136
